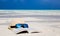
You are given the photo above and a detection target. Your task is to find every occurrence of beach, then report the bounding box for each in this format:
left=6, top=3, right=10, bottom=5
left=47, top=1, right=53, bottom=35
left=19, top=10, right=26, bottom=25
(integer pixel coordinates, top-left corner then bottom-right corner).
left=0, top=10, right=60, bottom=36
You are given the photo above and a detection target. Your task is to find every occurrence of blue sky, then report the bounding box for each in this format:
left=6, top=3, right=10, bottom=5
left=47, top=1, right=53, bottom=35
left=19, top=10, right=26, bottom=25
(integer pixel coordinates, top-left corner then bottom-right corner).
left=0, top=0, right=60, bottom=9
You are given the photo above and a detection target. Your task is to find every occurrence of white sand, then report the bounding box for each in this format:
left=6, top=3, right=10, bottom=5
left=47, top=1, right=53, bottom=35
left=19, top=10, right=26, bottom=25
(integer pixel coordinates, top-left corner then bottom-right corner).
left=0, top=17, right=60, bottom=36
left=0, top=10, right=60, bottom=36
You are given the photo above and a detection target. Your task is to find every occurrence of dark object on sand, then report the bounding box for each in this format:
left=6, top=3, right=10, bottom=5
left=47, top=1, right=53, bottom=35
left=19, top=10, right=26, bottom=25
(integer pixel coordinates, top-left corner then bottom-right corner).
left=10, top=26, right=17, bottom=28
left=10, top=23, right=29, bottom=28
left=31, top=32, right=40, bottom=33
left=17, top=31, right=29, bottom=34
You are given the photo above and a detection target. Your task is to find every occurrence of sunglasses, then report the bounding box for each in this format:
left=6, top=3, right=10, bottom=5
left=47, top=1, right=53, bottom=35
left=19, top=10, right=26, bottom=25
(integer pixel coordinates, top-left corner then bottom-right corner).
left=10, top=23, right=29, bottom=28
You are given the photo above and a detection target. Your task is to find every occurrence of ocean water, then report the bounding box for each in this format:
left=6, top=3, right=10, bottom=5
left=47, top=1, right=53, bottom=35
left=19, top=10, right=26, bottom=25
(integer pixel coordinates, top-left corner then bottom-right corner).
left=0, top=0, right=60, bottom=9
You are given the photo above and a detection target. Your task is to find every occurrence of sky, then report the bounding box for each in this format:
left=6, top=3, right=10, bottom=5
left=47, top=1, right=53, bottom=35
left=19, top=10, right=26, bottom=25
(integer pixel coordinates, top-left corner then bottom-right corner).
left=0, top=0, right=60, bottom=9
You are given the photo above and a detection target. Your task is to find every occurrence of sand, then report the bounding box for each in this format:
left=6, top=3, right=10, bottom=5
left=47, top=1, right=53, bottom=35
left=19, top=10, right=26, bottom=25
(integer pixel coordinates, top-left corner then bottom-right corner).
left=0, top=17, right=60, bottom=36
left=0, top=10, right=60, bottom=36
